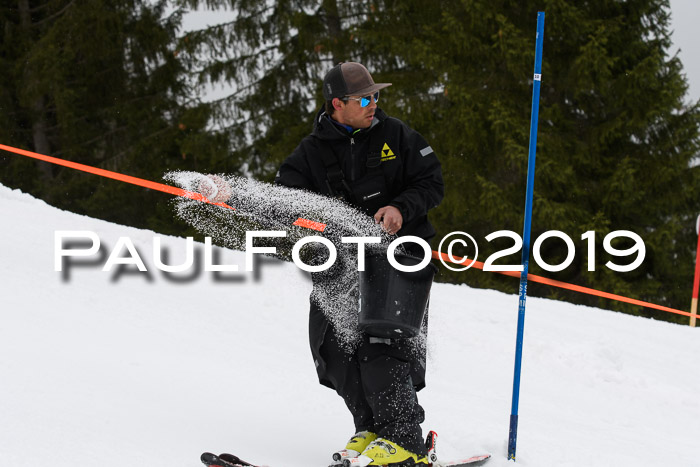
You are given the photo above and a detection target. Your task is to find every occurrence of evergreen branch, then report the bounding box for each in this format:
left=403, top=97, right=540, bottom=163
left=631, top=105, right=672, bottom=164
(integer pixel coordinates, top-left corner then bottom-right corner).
left=32, top=0, right=77, bottom=27
left=211, top=102, right=304, bottom=133
left=337, top=12, right=371, bottom=21
left=198, top=59, right=322, bottom=114
left=28, top=1, right=55, bottom=13
left=178, top=4, right=275, bottom=36
left=90, top=125, right=176, bottom=169
left=52, top=124, right=131, bottom=159
left=189, top=42, right=282, bottom=81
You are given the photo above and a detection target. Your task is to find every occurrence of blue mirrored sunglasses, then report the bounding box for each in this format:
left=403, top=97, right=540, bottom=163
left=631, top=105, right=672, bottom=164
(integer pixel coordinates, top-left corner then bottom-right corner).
left=343, top=91, right=380, bottom=108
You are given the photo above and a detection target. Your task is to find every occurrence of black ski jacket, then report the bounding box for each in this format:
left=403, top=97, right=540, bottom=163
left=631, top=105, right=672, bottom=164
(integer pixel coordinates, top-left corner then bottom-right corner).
left=275, top=107, right=444, bottom=239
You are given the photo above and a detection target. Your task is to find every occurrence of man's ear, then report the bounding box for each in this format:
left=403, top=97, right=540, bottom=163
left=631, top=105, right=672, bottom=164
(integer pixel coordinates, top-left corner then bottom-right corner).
left=332, top=97, right=344, bottom=111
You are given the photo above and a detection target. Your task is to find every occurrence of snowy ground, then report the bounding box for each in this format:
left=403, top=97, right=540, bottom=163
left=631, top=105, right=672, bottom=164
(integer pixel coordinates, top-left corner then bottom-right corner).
left=1, top=183, right=699, bottom=467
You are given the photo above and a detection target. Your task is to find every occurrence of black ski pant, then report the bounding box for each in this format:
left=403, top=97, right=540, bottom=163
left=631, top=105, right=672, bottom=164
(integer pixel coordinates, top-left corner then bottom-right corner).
left=310, top=303, right=428, bottom=456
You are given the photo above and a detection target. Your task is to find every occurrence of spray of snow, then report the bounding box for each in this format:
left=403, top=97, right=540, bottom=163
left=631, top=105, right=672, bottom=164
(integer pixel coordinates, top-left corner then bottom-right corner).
left=164, top=171, right=426, bottom=353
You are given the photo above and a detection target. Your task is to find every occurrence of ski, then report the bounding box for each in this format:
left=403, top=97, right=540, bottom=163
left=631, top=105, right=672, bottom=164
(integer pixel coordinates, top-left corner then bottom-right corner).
left=343, top=455, right=490, bottom=466
left=202, top=430, right=490, bottom=467
left=432, top=453, right=491, bottom=466
left=201, top=451, right=344, bottom=467
left=201, top=452, right=264, bottom=467
left=426, top=431, right=491, bottom=467
left=202, top=450, right=489, bottom=467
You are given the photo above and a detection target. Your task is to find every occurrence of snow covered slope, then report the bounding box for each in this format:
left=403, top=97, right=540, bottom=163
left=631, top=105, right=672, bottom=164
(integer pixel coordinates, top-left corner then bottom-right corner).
left=1, top=183, right=698, bottom=467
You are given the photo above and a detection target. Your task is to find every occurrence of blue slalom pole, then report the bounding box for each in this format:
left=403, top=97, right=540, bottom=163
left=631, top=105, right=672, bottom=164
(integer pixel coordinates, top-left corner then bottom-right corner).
left=508, top=11, right=545, bottom=462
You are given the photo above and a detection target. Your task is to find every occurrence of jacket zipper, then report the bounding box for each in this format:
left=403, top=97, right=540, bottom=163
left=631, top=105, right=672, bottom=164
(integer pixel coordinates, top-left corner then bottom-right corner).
left=349, top=137, right=356, bottom=181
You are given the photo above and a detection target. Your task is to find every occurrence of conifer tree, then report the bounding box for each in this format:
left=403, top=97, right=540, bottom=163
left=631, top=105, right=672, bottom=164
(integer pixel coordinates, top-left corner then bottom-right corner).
left=173, top=0, right=377, bottom=178
left=0, top=0, right=227, bottom=233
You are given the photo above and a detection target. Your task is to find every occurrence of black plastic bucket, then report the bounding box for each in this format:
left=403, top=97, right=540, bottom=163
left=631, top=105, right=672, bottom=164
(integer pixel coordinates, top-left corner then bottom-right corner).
left=358, top=252, right=438, bottom=338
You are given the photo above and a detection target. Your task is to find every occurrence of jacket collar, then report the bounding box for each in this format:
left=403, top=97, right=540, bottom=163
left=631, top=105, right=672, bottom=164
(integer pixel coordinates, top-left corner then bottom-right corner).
left=313, top=107, right=386, bottom=140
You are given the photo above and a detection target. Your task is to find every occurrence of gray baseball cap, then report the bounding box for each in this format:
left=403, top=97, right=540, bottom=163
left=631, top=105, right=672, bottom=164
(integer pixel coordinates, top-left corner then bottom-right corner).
left=323, top=62, right=392, bottom=100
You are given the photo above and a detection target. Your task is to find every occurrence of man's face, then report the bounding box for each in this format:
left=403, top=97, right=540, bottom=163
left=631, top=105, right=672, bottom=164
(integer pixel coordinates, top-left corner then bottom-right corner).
left=332, top=93, right=378, bottom=129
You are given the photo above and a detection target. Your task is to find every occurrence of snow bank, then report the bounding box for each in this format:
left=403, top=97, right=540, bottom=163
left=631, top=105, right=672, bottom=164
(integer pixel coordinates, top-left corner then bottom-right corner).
left=1, top=183, right=698, bottom=466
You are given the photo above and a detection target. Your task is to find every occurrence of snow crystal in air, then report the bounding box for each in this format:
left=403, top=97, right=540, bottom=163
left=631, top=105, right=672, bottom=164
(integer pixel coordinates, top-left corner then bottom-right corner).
left=164, top=170, right=427, bottom=354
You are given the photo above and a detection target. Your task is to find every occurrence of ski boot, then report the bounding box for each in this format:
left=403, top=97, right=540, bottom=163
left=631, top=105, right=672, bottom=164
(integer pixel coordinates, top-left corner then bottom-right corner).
left=343, top=438, right=429, bottom=466
left=332, top=431, right=378, bottom=465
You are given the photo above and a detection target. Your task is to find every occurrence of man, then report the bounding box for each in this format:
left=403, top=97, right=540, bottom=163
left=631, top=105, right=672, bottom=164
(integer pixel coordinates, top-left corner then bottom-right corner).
left=275, top=62, right=443, bottom=466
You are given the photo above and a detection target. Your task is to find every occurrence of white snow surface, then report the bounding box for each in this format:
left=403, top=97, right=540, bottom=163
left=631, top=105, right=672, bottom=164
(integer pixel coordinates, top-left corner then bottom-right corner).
left=1, top=183, right=699, bottom=467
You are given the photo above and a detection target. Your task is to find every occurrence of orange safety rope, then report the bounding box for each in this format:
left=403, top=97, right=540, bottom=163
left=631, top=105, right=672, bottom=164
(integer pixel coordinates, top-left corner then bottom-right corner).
left=2, top=143, right=695, bottom=320
left=0, top=143, right=226, bottom=205
left=0, top=143, right=321, bottom=231
left=431, top=251, right=695, bottom=319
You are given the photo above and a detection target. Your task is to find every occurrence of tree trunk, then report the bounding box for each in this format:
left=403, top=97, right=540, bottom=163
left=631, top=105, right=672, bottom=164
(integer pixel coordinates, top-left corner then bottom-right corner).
left=18, top=0, right=54, bottom=180
left=322, top=0, right=343, bottom=65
